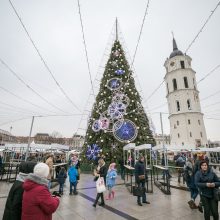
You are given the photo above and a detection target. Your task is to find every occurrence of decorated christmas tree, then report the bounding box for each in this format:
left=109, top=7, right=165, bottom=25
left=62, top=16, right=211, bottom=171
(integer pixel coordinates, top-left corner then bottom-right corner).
left=83, top=27, right=155, bottom=163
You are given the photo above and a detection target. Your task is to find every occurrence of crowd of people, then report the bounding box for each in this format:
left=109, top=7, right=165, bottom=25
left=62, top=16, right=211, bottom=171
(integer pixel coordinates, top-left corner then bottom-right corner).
left=2, top=151, right=220, bottom=220
left=173, top=153, right=220, bottom=220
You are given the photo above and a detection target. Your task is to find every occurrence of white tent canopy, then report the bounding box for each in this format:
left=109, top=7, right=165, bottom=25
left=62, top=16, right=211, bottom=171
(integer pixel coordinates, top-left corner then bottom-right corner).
left=135, top=144, right=151, bottom=151
left=123, top=143, right=135, bottom=151
left=1, top=143, right=70, bottom=151
left=153, top=145, right=220, bottom=153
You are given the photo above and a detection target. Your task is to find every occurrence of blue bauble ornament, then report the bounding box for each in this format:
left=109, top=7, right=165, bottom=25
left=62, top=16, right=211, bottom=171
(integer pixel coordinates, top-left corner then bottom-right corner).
left=113, top=119, right=137, bottom=142
left=107, top=78, right=122, bottom=90
left=115, top=69, right=125, bottom=75
left=86, top=144, right=101, bottom=160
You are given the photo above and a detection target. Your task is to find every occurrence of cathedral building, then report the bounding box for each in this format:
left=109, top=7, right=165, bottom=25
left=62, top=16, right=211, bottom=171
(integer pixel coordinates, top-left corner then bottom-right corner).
left=164, top=38, right=208, bottom=148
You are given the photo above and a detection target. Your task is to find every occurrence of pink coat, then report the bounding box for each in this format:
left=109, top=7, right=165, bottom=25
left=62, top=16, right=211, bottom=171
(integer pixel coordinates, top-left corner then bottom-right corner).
left=22, top=177, right=59, bottom=220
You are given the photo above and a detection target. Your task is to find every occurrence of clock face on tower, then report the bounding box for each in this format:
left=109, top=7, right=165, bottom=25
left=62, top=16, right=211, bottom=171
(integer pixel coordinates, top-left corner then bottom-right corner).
left=170, top=61, right=175, bottom=67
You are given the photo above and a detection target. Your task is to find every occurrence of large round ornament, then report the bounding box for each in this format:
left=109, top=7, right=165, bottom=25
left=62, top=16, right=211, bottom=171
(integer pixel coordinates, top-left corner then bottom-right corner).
left=113, top=119, right=138, bottom=142
left=100, top=117, right=110, bottom=130
left=112, top=92, right=130, bottom=107
left=86, top=144, right=101, bottom=160
left=108, top=101, right=126, bottom=119
left=100, top=110, right=124, bottom=132
left=107, top=78, right=122, bottom=91
left=92, top=120, right=101, bottom=132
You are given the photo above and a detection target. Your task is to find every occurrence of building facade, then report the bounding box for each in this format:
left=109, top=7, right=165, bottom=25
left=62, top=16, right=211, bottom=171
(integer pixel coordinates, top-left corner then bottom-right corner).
left=154, top=134, right=170, bottom=146
left=164, top=38, right=208, bottom=148
left=0, top=129, right=16, bottom=144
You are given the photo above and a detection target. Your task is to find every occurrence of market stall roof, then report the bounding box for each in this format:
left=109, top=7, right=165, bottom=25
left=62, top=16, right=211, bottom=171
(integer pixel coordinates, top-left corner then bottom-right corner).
left=1, top=143, right=70, bottom=151
left=152, top=145, right=220, bottom=153
left=123, top=143, right=135, bottom=151
left=135, top=144, right=151, bottom=151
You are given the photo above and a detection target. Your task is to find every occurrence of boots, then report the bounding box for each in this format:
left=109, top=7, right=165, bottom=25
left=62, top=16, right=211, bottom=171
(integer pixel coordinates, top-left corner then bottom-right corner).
left=105, top=193, right=111, bottom=200
left=111, top=191, right=115, bottom=199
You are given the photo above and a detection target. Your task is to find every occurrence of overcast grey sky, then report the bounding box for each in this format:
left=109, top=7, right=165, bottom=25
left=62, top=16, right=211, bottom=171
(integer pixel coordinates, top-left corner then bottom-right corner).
left=0, top=0, right=220, bottom=140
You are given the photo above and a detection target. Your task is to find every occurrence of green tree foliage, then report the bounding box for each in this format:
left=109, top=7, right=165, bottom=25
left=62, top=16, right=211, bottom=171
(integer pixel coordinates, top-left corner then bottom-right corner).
left=82, top=40, right=155, bottom=163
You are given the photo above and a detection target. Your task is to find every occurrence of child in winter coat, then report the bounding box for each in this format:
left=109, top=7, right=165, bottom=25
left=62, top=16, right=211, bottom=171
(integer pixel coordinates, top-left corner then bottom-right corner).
left=57, top=167, right=67, bottom=195
left=68, top=164, right=78, bottom=195
left=106, top=163, right=117, bottom=200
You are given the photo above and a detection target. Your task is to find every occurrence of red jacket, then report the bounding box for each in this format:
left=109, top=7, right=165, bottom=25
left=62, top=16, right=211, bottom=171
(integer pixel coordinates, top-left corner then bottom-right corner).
left=22, top=176, right=59, bottom=220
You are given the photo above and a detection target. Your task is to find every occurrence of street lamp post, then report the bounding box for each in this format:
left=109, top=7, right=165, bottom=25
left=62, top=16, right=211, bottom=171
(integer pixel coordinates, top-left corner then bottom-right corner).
left=25, top=116, right=35, bottom=161
left=160, top=112, right=167, bottom=166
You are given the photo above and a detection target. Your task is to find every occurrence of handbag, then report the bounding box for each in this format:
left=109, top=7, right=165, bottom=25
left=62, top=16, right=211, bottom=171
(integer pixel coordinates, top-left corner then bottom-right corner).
left=96, top=177, right=106, bottom=193
left=93, top=176, right=99, bottom=182
left=214, top=188, right=220, bottom=201
left=132, top=186, right=145, bottom=196
left=139, top=175, right=145, bottom=180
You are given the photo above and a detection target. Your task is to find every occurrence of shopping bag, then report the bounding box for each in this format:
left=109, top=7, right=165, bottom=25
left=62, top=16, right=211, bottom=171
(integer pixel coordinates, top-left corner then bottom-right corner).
left=96, top=177, right=106, bottom=193
left=214, top=188, right=220, bottom=201
left=132, top=186, right=145, bottom=196
left=138, top=175, right=145, bottom=180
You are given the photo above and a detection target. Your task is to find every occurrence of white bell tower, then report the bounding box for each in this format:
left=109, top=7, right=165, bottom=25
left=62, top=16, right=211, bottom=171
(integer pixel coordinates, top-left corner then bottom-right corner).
left=164, top=38, right=208, bottom=148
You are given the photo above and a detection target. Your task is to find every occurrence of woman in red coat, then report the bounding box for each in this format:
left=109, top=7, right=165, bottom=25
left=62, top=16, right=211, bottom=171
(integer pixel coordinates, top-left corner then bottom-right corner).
left=22, top=163, right=60, bottom=220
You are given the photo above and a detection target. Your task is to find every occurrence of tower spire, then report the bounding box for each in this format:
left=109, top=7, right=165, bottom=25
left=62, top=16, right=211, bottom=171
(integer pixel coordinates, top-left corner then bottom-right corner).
left=173, top=38, right=178, bottom=51
left=115, top=18, right=118, bottom=41
left=169, top=35, right=183, bottom=58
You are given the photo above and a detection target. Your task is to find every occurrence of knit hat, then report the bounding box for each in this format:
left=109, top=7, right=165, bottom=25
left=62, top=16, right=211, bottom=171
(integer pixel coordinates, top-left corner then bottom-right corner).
left=33, top=162, right=49, bottom=178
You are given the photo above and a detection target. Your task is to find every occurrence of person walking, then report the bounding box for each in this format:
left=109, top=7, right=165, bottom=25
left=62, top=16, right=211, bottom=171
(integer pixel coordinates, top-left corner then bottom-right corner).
left=45, top=154, right=54, bottom=189
left=161, top=153, right=172, bottom=179
left=22, top=162, right=60, bottom=220
left=57, top=167, right=67, bottom=195
left=92, top=158, right=107, bottom=207
left=68, top=163, right=78, bottom=195
left=134, top=155, right=150, bottom=206
left=195, top=160, right=220, bottom=220
left=184, top=157, right=198, bottom=209
left=176, top=154, right=186, bottom=184
left=2, top=161, right=36, bottom=220
left=106, top=162, right=117, bottom=200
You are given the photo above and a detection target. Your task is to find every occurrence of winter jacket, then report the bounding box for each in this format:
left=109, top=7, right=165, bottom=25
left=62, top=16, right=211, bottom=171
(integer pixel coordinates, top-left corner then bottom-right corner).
left=57, top=170, right=67, bottom=184
left=135, top=160, right=145, bottom=183
left=68, top=166, right=78, bottom=183
left=106, top=169, right=117, bottom=188
left=3, top=173, right=28, bottom=220
left=22, top=173, right=59, bottom=220
left=184, top=161, right=197, bottom=188
left=45, top=157, right=53, bottom=180
left=195, top=168, right=220, bottom=198
left=97, top=164, right=107, bottom=184
left=176, top=156, right=185, bottom=167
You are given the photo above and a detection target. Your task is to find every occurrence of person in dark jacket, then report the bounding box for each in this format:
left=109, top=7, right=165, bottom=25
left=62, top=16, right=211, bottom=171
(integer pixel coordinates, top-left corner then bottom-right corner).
left=57, top=167, right=67, bottom=195
left=195, top=160, right=220, bottom=220
left=118, top=156, right=125, bottom=180
left=134, top=155, right=150, bottom=206
left=92, top=158, right=107, bottom=208
left=184, top=157, right=198, bottom=209
left=2, top=161, right=36, bottom=220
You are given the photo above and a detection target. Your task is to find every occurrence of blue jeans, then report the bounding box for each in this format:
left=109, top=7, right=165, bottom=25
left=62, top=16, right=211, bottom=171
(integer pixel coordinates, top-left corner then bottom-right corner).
left=70, top=181, right=77, bottom=194
left=48, top=180, right=51, bottom=189
left=137, top=181, right=146, bottom=203
left=59, top=183, right=64, bottom=194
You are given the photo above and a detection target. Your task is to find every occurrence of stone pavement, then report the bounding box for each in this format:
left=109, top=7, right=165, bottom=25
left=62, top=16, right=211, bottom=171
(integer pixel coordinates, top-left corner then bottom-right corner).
left=0, top=174, right=208, bottom=220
